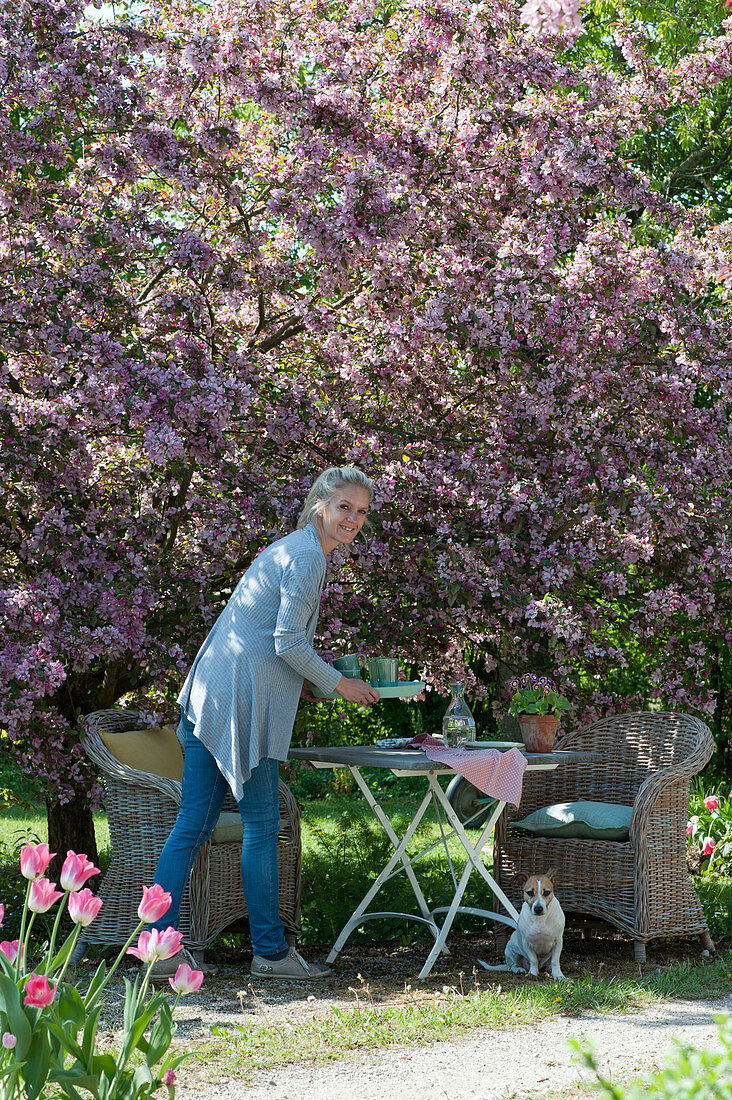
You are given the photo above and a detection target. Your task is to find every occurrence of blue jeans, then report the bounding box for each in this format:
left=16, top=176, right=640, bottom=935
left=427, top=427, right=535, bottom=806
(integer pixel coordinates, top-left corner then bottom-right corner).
left=150, top=713, right=288, bottom=958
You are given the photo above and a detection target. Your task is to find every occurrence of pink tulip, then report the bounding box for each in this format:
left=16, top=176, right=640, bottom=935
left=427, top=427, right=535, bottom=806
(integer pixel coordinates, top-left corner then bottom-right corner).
left=703, top=795, right=720, bottom=813
left=701, top=837, right=716, bottom=857
left=2, top=1032, right=16, bottom=1049
left=0, top=904, right=4, bottom=928
left=127, top=927, right=183, bottom=964
left=162, top=1070, right=177, bottom=1087
left=68, top=889, right=103, bottom=926
left=168, top=962, right=204, bottom=995
left=28, top=878, right=64, bottom=914
left=20, top=843, right=55, bottom=881
left=60, top=851, right=100, bottom=892
left=138, top=884, right=172, bottom=923
left=0, top=941, right=22, bottom=964
left=23, top=974, right=57, bottom=1007
left=686, top=822, right=693, bottom=838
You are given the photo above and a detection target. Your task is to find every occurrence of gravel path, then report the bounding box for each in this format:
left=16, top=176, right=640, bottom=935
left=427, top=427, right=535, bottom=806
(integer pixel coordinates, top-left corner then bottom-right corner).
left=92, top=935, right=730, bottom=1100
left=174, top=994, right=731, bottom=1100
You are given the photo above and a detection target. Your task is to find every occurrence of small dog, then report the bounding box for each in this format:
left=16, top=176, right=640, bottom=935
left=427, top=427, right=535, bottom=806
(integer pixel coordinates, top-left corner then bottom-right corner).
left=480, top=869, right=565, bottom=980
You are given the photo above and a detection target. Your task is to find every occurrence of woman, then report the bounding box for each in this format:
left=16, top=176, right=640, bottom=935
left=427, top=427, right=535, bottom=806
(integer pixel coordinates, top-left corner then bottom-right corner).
left=149, top=466, right=380, bottom=981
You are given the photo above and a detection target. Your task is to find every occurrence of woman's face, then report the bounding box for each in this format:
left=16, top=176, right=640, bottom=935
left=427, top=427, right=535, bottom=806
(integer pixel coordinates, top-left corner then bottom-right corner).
left=317, top=485, right=371, bottom=552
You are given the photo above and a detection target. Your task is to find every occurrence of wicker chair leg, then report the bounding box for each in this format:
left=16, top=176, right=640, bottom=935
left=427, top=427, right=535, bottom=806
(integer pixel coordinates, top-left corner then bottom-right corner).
left=495, top=929, right=510, bottom=953
left=70, top=937, right=88, bottom=965
left=700, top=931, right=715, bottom=953
left=633, top=940, right=646, bottom=963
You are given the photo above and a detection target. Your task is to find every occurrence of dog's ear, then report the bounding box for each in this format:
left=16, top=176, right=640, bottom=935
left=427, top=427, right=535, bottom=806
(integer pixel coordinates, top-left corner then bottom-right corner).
left=545, top=868, right=557, bottom=883
left=514, top=872, right=528, bottom=886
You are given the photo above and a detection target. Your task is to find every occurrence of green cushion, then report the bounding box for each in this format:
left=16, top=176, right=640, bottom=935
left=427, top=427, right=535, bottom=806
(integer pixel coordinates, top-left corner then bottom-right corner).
left=512, top=800, right=632, bottom=841
left=210, top=812, right=289, bottom=844
left=211, top=812, right=244, bottom=845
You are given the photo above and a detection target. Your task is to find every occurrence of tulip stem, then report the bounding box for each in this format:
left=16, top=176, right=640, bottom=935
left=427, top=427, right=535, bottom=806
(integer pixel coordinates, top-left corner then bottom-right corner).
left=83, top=920, right=145, bottom=1011
left=53, top=921, right=81, bottom=987
left=14, top=881, right=32, bottom=979
left=44, top=892, right=70, bottom=976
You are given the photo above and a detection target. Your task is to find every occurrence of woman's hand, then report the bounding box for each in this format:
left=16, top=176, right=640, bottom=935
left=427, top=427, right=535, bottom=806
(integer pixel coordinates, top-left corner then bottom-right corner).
left=335, top=676, right=380, bottom=706
left=300, top=680, right=317, bottom=702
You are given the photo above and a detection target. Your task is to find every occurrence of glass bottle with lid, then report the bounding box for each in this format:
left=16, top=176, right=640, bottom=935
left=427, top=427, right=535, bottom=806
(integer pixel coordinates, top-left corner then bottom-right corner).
left=442, top=683, right=476, bottom=747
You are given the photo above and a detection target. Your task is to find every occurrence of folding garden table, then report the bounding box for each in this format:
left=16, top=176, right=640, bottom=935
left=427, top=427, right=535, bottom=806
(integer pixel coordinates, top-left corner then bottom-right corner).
left=288, top=743, right=601, bottom=979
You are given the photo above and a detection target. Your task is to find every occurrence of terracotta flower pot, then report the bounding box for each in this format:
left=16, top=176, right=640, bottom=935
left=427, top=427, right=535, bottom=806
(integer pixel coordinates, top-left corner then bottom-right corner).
left=517, top=713, right=560, bottom=753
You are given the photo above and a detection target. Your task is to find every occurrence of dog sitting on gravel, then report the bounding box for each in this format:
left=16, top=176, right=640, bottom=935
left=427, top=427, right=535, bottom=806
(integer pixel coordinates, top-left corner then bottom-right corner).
left=479, top=869, right=565, bottom=980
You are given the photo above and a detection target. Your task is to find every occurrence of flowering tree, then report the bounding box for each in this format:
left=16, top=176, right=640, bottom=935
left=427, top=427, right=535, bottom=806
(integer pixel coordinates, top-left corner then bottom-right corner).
left=3, top=0, right=732, bottom=854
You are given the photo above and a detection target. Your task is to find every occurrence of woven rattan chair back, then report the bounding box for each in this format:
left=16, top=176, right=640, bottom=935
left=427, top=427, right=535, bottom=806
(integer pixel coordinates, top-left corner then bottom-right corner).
left=79, top=708, right=301, bottom=955
left=493, top=711, right=714, bottom=961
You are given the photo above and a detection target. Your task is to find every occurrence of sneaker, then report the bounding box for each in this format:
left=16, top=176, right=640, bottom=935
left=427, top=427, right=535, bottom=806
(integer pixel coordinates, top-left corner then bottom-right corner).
left=148, top=948, right=216, bottom=985
left=250, top=946, right=331, bottom=981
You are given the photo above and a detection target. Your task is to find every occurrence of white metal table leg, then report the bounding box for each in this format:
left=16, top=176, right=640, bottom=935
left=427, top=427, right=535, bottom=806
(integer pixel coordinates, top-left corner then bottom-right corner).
left=326, top=768, right=441, bottom=964
left=417, top=778, right=520, bottom=980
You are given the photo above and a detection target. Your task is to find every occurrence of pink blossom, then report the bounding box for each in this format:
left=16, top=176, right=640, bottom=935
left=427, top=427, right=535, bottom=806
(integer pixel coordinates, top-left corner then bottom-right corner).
left=68, top=889, right=103, bottom=926
left=138, top=884, right=172, bottom=923
left=60, top=851, right=100, bottom=892
left=162, top=1070, right=177, bottom=1087
left=0, top=904, right=4, bottom=928
left=23, top=974, right=57, bottom=1007
left=168, top=962, right=204, bottom=995
left=703, top=795, right=720, bottom=813
left=520, top=0, right=586, bottom=38
left=701, top=837, right=716, bottom=857
left=127, top=928, right=184, bottom=964
left=20, top=843, right=55, bottom=881
left=28, top=878, right=64, bottom=914
left=0, top=941, right=22, bottom=964
left=1, top=1032, right=16, bottom=1050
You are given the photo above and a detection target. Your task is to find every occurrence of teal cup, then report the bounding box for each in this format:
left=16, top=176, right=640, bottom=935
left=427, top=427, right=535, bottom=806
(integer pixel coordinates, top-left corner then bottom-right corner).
left=368, top=657, right=399, bottom=686
left=333, top=654, right=364, bottom=673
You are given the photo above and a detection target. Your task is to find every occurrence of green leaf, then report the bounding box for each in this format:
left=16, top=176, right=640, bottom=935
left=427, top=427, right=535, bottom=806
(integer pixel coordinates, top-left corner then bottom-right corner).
left=21, top=1026, right=52, bottom=1100
left=133, top=1063, right=154, bottom=1092
left=49, top=1064, right=101, bottom=1100
left=0, top=973, right=33, bottom=1056
left=57, top=983, right=87, bottom=1032
left=83, top=960, right=110, bottom=1010
left=81, top=1004, right=103, bottom=1065
left=89, top=1053, right=118, bottom=1079
left=146, top=1001, right=176, bottom=1066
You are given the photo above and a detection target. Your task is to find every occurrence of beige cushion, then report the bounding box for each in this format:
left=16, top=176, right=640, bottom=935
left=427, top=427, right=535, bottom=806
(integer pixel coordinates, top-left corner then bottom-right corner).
left=99, top=725, right=184, bottom=782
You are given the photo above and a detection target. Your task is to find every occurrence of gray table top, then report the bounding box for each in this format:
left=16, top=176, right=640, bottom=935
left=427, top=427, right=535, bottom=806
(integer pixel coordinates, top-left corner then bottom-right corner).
left=287, top=744, right=603, bottom=772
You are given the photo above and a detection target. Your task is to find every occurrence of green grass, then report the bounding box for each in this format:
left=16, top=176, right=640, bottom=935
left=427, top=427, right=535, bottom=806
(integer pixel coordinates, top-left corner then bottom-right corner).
left=298, top=788, right=497, bottom=944
left=189, top=951, right=732, bottom=1085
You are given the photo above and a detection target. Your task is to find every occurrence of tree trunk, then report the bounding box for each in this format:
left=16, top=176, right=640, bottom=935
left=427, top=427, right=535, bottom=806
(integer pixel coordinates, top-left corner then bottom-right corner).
left=47, top=792, right=100, bottom=878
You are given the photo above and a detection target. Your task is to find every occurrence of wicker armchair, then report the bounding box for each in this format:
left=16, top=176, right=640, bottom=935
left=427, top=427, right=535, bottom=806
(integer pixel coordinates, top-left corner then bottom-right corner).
left=493, top=712, right=714, bottom=961
left=77, top=709, right=301, bottom=957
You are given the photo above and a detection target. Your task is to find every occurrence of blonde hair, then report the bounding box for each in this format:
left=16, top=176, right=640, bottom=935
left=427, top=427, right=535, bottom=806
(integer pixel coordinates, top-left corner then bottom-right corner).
left=297, top=466, right=375, bottom=533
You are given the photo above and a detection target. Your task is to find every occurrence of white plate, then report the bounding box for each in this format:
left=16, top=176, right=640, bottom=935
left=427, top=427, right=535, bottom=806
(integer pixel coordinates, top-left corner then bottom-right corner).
left=312, top=681, right=425, bottom=701
left=374, top=737, right=414, bottom=749
left=464, top=740, right=524, bottom=750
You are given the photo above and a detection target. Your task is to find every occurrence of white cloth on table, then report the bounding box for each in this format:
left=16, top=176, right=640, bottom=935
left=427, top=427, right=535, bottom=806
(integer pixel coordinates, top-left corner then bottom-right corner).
left=178, top=523, right=342, bottom=800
